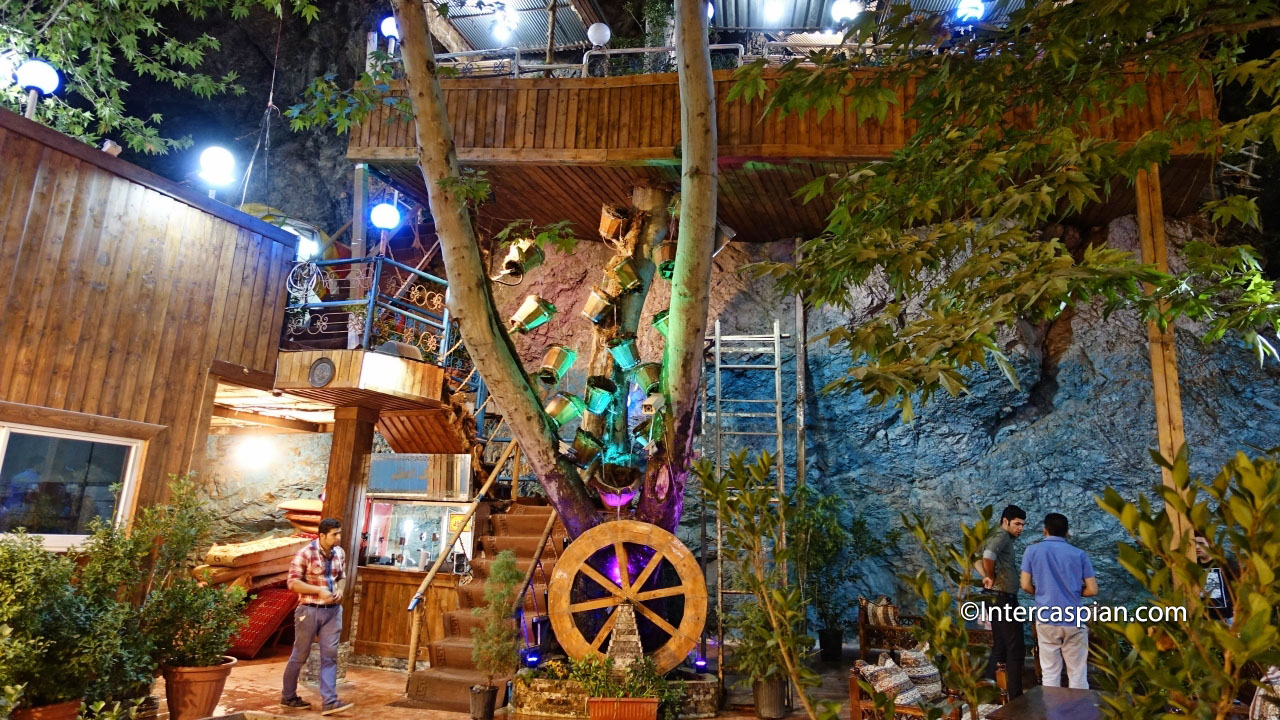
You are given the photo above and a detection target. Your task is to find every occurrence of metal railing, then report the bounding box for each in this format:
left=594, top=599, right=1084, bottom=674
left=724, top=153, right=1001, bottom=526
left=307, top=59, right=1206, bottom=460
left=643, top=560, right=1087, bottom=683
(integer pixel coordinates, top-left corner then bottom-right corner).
left=283, top=256, right=476, bottom=385
left=762, top=40, right=938, bottom=65
left=582, top=43, right=745, bottom=77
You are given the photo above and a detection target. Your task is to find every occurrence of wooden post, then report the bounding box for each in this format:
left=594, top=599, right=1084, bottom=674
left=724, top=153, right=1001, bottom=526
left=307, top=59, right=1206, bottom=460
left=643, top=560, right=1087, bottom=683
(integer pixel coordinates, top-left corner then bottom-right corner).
left=187, top=374, right=220, bottom=479
left=352, top=163, right=369, bottom=259
left=1134, top=164, right=1191, bottom=554
left=323, top=405, right=378, bottom=641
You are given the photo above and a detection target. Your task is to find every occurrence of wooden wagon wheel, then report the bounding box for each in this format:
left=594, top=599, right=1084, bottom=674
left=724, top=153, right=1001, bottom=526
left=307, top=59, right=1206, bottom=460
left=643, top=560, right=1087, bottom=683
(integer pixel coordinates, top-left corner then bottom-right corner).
left=548, top=519, right=706, bottom=675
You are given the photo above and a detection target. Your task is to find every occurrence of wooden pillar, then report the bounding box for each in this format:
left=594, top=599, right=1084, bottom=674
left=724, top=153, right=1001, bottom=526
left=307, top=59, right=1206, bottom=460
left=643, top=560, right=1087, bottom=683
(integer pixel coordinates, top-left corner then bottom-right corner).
left=1134, top=165, right=1191, bottom=552
left=323, top=405, right=378, bottom=640
left=352, top=163, right=368, bottom=259
left=186, top=374, right=220, bottom=480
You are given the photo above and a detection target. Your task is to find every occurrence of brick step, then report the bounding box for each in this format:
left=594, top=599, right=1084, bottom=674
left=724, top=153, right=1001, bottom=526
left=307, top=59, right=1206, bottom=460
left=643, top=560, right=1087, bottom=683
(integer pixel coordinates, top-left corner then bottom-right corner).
left=480, top=534, right=567, bottom=559
left=429, top=637, right=479, bottom=670
left=458, top=580, right=549, bottom=614
left=407, top=666, right=508, bottom=711
left=470, top=556, right=556, bottom=580
left=491, top=513, right=566, bottom=537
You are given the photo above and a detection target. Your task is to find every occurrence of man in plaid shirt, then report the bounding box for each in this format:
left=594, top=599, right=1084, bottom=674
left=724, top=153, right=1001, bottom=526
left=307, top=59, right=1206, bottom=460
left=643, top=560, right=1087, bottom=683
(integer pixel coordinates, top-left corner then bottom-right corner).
left=280, top=517, right=353, bottom=714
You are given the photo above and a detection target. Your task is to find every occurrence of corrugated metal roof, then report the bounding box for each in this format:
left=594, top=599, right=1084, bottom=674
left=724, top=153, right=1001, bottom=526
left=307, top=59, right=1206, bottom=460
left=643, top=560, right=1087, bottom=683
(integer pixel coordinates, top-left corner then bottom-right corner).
left=716, top=0, right=1023, bottom=30
left=448, top=0, right=590, bottom=51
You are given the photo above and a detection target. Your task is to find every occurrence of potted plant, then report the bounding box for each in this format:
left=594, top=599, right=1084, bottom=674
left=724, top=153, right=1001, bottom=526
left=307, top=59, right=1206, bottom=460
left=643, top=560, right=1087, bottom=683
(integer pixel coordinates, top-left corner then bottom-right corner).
left=470, top=550, right=523, bottom=720
left=724, top=603, right=790, bottom=720
left=568, top=656, right=682, bottom=720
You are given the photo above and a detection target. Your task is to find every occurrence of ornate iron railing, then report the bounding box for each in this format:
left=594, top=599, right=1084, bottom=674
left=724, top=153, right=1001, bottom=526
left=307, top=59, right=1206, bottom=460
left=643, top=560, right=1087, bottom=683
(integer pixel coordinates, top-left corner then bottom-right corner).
left=581, top=43, right=745, bottom=77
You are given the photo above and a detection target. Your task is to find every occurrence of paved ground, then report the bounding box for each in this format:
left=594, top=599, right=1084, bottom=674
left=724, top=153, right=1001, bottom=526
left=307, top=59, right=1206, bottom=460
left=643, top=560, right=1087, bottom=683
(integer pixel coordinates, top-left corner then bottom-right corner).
left=156, top=645, right=855, bottom=720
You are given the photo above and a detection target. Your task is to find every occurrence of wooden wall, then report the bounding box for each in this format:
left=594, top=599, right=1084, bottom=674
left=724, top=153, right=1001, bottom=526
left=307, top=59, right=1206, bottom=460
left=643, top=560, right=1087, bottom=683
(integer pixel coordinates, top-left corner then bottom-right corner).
left=0, top=108, right=296, bottom=510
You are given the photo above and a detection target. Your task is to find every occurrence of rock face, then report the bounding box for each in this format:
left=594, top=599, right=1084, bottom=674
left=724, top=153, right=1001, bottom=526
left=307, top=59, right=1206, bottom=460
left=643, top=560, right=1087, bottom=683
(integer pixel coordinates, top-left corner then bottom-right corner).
left=202, top=432, right=331, bottom=543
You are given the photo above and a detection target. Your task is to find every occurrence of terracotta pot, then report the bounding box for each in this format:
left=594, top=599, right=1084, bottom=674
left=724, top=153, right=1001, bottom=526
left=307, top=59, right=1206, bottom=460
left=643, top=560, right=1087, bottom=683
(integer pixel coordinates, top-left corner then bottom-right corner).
left=587, top=697, right=659, bottom=720
left=470, top=685, right=499, bottom=720
left=11, top=698, right=82, bottom=720
left=162, top=656, right=237, bottom=720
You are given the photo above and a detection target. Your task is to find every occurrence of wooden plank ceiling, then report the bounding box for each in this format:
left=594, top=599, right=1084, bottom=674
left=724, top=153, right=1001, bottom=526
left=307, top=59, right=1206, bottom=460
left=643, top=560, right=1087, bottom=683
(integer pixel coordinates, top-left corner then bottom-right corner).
left=352, top=69, right=1214, bottom=242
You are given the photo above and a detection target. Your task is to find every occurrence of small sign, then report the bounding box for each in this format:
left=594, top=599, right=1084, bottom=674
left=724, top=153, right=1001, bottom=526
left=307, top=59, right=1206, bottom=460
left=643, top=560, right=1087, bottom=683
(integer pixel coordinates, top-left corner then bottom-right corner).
left=448, top=513, right=473, bottom=534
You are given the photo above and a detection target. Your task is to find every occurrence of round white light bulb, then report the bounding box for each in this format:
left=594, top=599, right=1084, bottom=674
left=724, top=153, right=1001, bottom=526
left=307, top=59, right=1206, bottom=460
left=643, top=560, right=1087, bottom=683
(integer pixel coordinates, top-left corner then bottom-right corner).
left=957, top=0, right=984, bottom=21
left=763, top=0, right=785, bottom=23
left=380, top=16, right=400, bottom=39
left=707, top=2, right=714, bottom=19
left=15, top=58, right=59, bottom=95
left=830, top=0, right=863, bottom=22
left=492, top=3, right=519, bottom=42
left=235, top=436, right=275, bottom=469
left=586, top=22, right=612, bottom=47
left=197, top=146, right=236, bottom=187
left=370, top=202, right=402, bottom=230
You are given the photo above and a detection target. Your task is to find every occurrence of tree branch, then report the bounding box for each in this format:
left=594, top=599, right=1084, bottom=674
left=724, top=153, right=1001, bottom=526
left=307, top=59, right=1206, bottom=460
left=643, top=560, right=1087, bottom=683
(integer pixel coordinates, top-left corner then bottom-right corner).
left=1127, top=16, right=1280, bottom=61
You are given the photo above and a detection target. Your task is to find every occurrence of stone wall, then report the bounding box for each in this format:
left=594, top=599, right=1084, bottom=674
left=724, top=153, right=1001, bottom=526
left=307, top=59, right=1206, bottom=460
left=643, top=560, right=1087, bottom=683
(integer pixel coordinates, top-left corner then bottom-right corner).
left=202, top=431, right=331, bottom=543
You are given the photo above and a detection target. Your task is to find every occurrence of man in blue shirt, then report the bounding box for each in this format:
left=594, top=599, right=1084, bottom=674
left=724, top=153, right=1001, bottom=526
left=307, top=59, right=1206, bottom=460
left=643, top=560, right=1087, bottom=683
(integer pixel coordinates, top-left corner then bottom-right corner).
left=1020, top=513, right=1098, bottom=689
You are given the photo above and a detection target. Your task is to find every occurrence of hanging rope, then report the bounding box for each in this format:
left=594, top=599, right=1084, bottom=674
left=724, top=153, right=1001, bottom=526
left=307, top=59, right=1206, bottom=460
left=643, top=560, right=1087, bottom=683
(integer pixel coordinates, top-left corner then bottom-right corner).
left=239, top=15, right=286, bottom=209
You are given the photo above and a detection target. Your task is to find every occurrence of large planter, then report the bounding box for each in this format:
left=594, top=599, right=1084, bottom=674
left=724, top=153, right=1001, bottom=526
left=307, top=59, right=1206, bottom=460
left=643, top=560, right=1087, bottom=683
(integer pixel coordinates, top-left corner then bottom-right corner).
left=587, top=697, right=660, bottom=720
left=162, top=655, right=237, bottom=720
left=818, top=627, right=843, bottom=662
left=11, top=699, right=83, bottom=720
left=470, top=685, right=499, bottom=720
left=752, top=677, right=789, bottom=720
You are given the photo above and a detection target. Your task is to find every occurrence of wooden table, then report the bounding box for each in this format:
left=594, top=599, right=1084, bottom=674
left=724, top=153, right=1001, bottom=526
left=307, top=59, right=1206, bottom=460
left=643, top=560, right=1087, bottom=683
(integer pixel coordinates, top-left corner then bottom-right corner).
left=986, top=686, right=1102, bottom=720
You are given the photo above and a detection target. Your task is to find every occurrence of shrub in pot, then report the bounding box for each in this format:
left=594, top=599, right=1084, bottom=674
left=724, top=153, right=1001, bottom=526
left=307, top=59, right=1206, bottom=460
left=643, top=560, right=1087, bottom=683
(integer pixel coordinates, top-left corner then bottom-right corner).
left=470, top=550, right=523, bottom=720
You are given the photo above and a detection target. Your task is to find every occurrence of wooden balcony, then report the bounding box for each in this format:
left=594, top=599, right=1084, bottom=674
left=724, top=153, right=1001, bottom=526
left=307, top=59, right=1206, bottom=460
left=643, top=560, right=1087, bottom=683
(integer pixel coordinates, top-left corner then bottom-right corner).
left=350, top=69, right=1215, bottom=242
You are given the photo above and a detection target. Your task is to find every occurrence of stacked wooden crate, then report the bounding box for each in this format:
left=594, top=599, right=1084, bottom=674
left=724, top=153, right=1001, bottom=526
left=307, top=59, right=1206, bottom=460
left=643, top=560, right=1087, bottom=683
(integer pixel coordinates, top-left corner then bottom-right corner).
left=192, top=536, right=310, bottom=591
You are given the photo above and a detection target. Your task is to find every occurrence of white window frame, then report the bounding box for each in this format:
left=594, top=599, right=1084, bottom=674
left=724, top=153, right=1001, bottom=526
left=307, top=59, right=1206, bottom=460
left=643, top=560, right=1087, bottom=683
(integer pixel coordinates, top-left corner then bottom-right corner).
left=0, top=421, right=144, bottom=552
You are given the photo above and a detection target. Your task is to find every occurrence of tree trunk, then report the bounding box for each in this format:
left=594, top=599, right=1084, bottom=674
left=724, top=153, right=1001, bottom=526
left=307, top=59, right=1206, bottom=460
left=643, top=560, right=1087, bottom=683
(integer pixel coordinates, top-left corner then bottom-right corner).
left=636, top=0, right=717, bottom=527
left=392, top=0, right=600, bottom=537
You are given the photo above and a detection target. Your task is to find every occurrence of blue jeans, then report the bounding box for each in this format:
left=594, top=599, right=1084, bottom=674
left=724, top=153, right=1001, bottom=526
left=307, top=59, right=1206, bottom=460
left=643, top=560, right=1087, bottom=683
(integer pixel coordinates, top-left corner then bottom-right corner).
left=282, top=604, right=342, bottom=706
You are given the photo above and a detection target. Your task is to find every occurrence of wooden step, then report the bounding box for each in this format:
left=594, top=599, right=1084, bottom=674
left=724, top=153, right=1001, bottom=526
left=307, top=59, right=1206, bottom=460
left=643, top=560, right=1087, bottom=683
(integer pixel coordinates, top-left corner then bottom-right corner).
left=457, top=580, right=549, bottom=614
left=444, top=609, right=486, bottom=638
left=470, top=556, right=556, bottom=580
left=480, top=534, right=566, bottom=559
left=429, top=637, right=479, bottom=670
left=491, top=513, right=566, bottom=537
left=509, top=502, right=555, bottom=515
left=407, top=667, right=508, bottom=711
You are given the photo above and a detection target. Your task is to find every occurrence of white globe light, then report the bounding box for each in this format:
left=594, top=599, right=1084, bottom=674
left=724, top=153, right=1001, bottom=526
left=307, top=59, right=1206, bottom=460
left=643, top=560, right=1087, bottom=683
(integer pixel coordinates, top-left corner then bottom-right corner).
left=830, top=0, right=863, bottom=22
left=380, top=16, right=400, bottom=39
left=707, top=2, right=714, bottom=19
left=763, top=0, right=785, bottom=23
left=197, top=146, right=236, bottom=187
left=586, top=22, right=612, bottom=47
left=956, top=0, right=984, bottom=21
left=370, top=202, right=402, bottom=230
left=15, top=58, right=59, bottom=95
left=492, top=3, right=519, bottom=42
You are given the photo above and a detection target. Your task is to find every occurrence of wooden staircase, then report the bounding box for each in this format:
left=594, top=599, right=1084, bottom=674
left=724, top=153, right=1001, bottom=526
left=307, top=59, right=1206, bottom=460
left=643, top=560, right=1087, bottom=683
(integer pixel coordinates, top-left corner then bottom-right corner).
left=406, top=502, right=566, bottom=711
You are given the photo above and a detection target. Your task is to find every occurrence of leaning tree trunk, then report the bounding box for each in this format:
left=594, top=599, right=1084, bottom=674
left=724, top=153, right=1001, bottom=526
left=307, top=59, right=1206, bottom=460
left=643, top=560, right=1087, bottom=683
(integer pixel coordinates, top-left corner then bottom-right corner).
left=392, top=0, right=600, bottom=537
left=635, top=0, right=718, bottom=530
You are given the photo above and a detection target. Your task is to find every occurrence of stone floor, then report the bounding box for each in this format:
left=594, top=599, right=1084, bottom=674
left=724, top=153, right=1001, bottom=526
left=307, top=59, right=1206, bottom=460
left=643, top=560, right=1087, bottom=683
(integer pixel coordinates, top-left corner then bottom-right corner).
left=158, top=645, right=855, bottom=720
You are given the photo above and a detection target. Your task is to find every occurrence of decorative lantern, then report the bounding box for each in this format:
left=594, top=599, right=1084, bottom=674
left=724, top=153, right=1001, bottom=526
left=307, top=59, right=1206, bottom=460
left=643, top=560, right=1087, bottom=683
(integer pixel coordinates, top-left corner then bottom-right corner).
left=606, top=334, right=640, bottom=370
left=608, top=256, right=642, bottom=293
left=580, top=287, right=615, bottom=325
left=571, top=429, right=605, bottom=468
left=655, top=242, right=678, bottom=280
left=503, top=238, right=544, bottom=276
left=584, top=376, right=618, bottom=414
left=652, top=309, right=670, bottom=338
left=537, top=344, right=576, bottom=385
left=509, top=295, right=556, bottom=333
left=544, top=392, right=586, bottom=427
left=631, top=362, right=662, bottom=395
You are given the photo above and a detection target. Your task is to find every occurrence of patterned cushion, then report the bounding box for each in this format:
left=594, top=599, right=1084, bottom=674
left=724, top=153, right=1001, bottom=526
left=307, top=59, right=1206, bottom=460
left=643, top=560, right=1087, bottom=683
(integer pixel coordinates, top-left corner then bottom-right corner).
left=898, top=644, right=944, bottom=702
left=956, top=703, right=1004, bottom=719
left=1251, top=665, right=1280, bottom=720
left=856, top=656, right=924, bottom=707
left=859, top=595, right=900, bottom=626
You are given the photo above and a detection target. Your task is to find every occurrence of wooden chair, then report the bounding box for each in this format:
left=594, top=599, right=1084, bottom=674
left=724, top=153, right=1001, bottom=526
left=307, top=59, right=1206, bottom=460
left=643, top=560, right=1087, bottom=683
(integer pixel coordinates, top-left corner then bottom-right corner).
left=858, top=612, right=995, bottom=661
left=848, top=666, right=1009, bottom=720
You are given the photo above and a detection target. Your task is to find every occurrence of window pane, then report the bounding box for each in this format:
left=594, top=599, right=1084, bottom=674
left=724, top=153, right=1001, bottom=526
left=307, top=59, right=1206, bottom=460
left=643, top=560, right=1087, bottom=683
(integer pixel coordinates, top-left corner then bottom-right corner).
left=0, top=432, right=129, bottom=535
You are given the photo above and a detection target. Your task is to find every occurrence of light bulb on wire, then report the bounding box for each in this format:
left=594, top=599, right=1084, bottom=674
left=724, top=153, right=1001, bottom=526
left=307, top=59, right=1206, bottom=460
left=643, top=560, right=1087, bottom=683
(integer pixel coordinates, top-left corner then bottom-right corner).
left=763, top=0, right=784, bottom=23
left=830, top=0, right=863, bottom=22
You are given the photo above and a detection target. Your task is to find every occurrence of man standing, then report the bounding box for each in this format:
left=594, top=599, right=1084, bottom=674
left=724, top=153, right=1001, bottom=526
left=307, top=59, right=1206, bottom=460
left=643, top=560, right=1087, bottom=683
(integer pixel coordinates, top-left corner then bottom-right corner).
left=978, top=504, right=1027, bottom=698
left=1020, top=513, right=1097, bottom=689
left=1194, top=531, right=1238, bottom=625
left=281, top=518, right=354, bottom=715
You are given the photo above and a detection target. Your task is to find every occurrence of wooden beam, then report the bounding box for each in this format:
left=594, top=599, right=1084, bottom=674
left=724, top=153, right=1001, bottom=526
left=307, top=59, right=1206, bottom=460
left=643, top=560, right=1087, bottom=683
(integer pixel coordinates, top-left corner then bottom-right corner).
left=1135, top=164, right=1191, bottom=553
left=188, top=375, right=221, bottom=478
left=323, top=405, right=378, bottom=641
left=0, top=399, right=166, bottom=440
left=211, top=405, right=323, bottom=433
left=210, top=359, right=277, bottom=391
left=424, top=0, right=472, bottom=53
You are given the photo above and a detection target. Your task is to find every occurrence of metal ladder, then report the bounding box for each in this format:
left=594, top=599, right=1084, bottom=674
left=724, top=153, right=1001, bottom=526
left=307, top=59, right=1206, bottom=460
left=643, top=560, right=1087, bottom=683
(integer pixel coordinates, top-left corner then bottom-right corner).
left=698, top=318, right=791, bottom=686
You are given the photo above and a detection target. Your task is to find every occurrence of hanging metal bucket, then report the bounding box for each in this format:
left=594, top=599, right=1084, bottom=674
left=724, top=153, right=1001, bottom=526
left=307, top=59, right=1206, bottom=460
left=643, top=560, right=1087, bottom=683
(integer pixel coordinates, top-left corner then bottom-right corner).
left=503, top=237, right=544, bottom=275
left=606, top=335, right=640, bottom=370
left=584, top=376, right=618, bottom=414
left=654, top=242, right=678, bottom=280
left=608, top=256, right=642, bottom=293
left=537, top=344, right=577, bottom=385
left=544, top=392, right=586, bottom=427
left=580, top=287, right=615, bottom=325
left=591, top=464, right=643, bottom=509
left=509, top=295, right=556, bottom=334
left=571, top=429, right=605, bottom=468
left=652, top=309, right=670, bottom=339
left=631, top=362, right=662, bottom=394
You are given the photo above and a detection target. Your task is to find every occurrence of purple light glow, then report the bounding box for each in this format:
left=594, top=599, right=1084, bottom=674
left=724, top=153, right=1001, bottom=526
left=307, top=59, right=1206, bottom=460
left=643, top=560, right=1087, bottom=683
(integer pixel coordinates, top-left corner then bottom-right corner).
left=694, top=658, right=707, bottom=669
left=601, top=553, right=624, bottom=587
left=599, top=487, right=638, bottom=509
